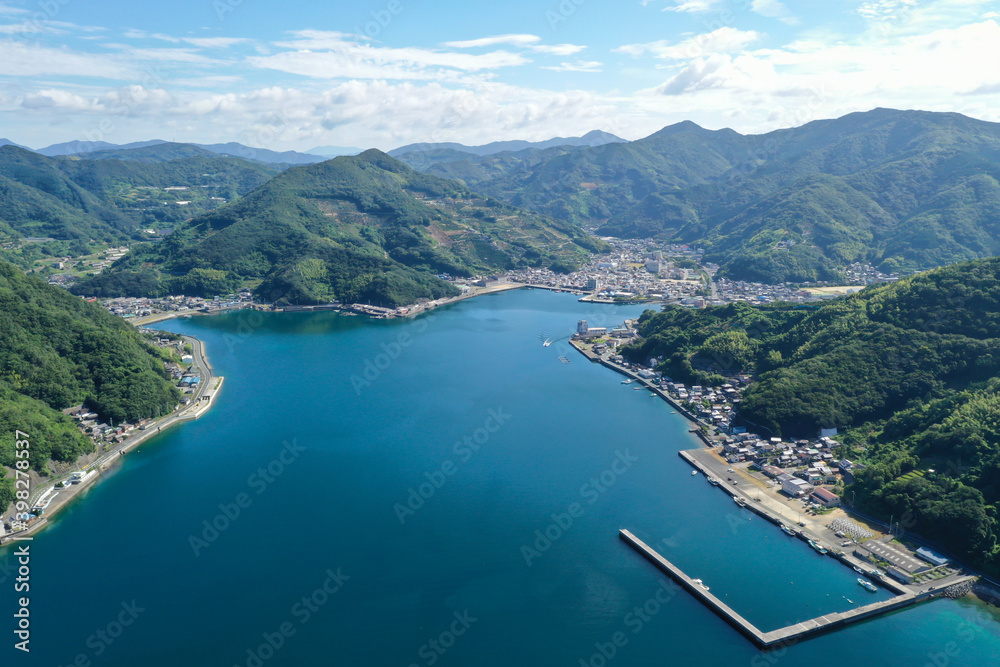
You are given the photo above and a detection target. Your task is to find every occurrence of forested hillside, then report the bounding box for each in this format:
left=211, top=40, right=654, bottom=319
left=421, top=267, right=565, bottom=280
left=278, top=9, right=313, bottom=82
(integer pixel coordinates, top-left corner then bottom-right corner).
left=73, top=150, right=606, bottom=306
left=0, top=259, right=179, bottom=498
left=417, top=109, right=1000, bottom=283
left=624, top=258, right=1000, bottom=565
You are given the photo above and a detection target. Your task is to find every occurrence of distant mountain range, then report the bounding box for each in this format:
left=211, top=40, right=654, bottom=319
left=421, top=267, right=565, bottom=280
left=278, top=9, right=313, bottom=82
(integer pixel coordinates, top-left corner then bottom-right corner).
left=34, top=139, right=325, bottom=166
left=72, top=150, right=605, bottom=307
left=389, top=130, right=625, bottom=158
left=410, top=109, right=1000, bottom=283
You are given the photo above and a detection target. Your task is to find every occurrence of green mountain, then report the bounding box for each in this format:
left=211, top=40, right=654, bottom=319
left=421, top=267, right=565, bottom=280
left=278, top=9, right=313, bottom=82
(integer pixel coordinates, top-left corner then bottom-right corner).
left=72, top=150, right=606, bottom=306
left=0, top=258, right=180, bottom=508
left=0, top=145, right=135, bottom=242
left=624, top=258, right=1000, bottom=566
left=426, top=109, right=1000, bottom=282
left=0, top=145, right=277, bottom=247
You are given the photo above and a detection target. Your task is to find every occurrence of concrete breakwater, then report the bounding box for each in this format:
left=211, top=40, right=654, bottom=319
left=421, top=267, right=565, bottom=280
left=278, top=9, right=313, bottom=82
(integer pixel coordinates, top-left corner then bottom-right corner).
left=619, top=529, right=939, bottom=648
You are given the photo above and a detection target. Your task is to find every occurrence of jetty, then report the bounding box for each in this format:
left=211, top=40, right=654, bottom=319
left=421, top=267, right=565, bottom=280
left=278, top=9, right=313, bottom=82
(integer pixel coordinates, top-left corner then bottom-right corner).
left=619, top=529, right=970, bottom=648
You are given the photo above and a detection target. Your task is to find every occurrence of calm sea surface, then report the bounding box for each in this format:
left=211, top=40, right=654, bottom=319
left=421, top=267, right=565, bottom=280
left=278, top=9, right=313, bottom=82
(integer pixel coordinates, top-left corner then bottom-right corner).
left=13, top=289, right=1000, bottom=666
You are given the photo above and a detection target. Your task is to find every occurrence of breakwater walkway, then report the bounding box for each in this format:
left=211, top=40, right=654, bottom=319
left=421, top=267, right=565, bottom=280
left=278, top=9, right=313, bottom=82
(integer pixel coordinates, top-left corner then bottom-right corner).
left=619, top=529, right=968, bottom=648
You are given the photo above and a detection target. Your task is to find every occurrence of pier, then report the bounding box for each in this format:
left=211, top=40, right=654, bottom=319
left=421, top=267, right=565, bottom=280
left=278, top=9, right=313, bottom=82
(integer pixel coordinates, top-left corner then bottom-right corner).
left=618, top=529, right=961, bottom=648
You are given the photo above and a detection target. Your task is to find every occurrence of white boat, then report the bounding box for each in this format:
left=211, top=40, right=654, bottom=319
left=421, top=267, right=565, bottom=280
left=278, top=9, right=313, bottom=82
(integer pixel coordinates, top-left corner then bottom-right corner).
left=692, top=578, right=710, bottom=591
left=691, top=470, right=698, bottom=476
left=780, top=524, right=795, bottom=536
left=858, top=578, right=878, bottom=592
left=734, top=496, right=746, bottom=507
left=707, top=477, right=720, bottom=486
left=621, top=379, right=633, bottom=384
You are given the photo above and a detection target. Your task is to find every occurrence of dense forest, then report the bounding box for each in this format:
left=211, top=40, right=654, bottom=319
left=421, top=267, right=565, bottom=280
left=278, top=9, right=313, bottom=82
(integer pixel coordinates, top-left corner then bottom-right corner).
left=73, top=150, right=605, bottom=307
left=623, top=258, right=1000, bottom=567
left=407, top=109, right=1000, bottom=283
left=0, top=144, right=276, bottom=243
left=0, top=259, right=179, bottom=482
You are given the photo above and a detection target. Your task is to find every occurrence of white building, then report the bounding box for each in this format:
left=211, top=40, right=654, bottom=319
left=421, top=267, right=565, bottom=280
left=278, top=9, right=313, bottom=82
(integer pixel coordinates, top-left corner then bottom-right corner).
left=782, top=477, right=814, bottom=497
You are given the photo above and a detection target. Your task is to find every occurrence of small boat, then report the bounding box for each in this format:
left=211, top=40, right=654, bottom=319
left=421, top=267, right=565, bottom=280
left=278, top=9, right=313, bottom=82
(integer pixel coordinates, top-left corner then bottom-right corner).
left=780, top=524, right=795, bottom=536
left=669, top=410, right=677, bottom=414
left=734, top=497, right=746, bottom=507
left=650, top=393, right=657, bottom=397
left=691, top=470, right=698, bottom=476
left=633, top=386, right=642, bottom=390
left=707, top=477, right=720, bottom=486
left=853, top=566, right=866, bottom=575
left=858, top=578, right=878, bottom=592
left=692, top=578, right=710, bottom=591
left=808, top=539, right=828, bottom=554
left=621, top=379, right=633, bottom=384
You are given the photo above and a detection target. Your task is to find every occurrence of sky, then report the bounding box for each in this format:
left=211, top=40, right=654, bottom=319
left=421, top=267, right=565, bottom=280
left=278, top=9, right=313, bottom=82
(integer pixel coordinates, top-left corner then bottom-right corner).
left=1, top=0, right=999, bottom=152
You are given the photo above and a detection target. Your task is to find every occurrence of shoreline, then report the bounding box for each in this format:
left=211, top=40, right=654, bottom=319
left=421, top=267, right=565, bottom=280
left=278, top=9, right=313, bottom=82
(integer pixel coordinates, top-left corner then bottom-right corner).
left=567, top=338, right=995, bottom=610
left=1, top=335, right=223, bottom=546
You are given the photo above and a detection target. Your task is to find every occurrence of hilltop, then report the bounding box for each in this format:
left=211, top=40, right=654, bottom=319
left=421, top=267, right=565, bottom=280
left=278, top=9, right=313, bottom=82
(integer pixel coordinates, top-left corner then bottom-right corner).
left=415, top=109, right=1000, bottom=283
left=72, top=150, right=606, bottom=306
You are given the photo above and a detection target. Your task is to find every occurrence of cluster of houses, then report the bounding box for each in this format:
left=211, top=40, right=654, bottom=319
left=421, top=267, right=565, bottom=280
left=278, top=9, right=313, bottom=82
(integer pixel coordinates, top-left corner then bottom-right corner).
left=713, top=278, right=821, bottom=304
left=89, top=291, right=256, bottom=319
left=719, top=434, right=855, bottom=508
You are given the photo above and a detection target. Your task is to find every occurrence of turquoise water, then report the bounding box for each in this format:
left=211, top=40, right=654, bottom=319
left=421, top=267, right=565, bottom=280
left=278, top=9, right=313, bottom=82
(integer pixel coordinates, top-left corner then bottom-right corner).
left=10, top=289, right=1000, bottom=666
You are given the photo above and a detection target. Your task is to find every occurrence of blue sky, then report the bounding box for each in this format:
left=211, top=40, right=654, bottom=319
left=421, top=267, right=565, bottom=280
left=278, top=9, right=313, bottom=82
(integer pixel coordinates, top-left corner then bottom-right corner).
left=1, top=0, right=998, bottom=151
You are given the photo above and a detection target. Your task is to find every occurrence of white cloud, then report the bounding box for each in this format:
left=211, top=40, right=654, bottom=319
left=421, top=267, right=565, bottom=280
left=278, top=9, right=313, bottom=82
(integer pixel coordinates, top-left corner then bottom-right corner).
left=0, top=41, right=135, bottom=78
left=542, top=60, right=603, bottom=72
left=858, top=0, right=918, bottom=21
left=443, top=34, right=541, bottom=48
left=182, top=37, right=249, bottom=49
left=617, top=28, right=762, bottom=59
left=751, top=0, right=798, bottom=24
left=250, top=33, right=530, bottom=81
left=663, top=0, right=723, bottom=12
left=22, top=89, right=99, bottom=112
left=530, top=43, right=586, bottom=56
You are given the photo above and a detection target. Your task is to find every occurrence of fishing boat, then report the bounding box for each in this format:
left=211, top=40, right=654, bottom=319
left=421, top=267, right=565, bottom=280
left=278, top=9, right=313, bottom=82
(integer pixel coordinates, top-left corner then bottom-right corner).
left=780, top=524, right=795, bottom=536
left=853, top=566, right=866, bottom=575
left=808, top=539, right=828, bottom=554
left=707, top=477, right=720, bottom=486
left=692, top=579, right=710, bottom=591
left=734, top=496, right=746, bottom=507
left=858, top=578, right=878, bottom=592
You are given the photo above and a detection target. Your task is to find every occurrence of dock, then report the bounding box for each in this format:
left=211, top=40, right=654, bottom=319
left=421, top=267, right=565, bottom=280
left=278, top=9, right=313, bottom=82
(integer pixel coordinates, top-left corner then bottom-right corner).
left=618, top=529, right=960, bottom=648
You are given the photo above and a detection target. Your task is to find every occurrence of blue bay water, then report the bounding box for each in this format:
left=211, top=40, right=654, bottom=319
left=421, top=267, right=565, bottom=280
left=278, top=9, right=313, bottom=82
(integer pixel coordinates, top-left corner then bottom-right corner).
left=13, top=289, right=1000, bottom=666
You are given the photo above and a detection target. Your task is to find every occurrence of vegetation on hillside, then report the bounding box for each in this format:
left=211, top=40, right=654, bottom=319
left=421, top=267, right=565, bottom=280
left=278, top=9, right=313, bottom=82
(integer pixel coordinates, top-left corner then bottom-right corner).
left=415, top=109, right=1000, bottom=283
left=623, top=258, right=1000, bottom=567
left=0, top=260, right=179, bottom=472
left=74, top=150, right=606, bottom=307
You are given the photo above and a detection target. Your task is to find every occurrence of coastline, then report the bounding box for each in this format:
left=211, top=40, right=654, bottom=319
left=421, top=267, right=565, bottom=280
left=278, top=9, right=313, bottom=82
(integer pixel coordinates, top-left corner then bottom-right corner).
left=0, top=335, right=223, bottom=546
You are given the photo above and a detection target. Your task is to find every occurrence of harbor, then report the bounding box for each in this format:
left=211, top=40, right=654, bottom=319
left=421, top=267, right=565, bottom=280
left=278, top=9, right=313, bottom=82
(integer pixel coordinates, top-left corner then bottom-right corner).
left=619, top=529, right=974, bottom=648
